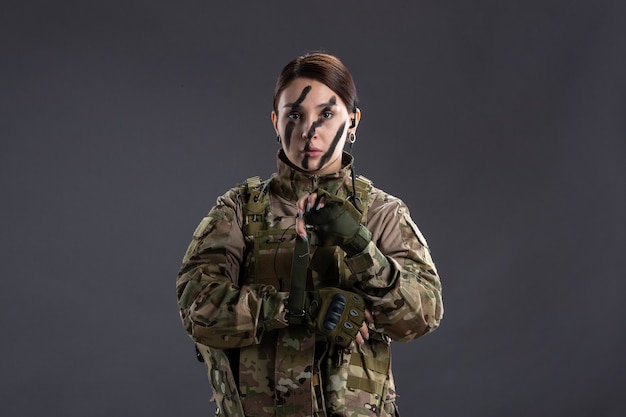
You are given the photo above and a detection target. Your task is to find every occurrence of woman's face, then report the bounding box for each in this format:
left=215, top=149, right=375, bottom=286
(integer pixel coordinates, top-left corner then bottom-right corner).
left=272, top=77, right=359, bottom=175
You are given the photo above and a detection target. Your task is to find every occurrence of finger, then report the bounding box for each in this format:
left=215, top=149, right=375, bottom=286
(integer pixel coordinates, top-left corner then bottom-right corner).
left=306, top=193, right=318, bottom=212
left=359, top=320, right=369, bottom=341
left=296, top=193, right=310, bottom=214
left=364, top=309, right=374, bottom=324
left=314, top=194, right=326, bottom=210
left=355, top=332, right=364, bottom=346
left=295, top=212, right=306, bottom=239
left=295, top=193, right=312, bottom=239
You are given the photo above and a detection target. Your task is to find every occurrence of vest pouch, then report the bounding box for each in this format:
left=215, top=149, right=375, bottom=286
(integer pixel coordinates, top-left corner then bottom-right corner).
left=250, top=228, right=298, bottom=291
left=323, top=334, right=395, bottom=416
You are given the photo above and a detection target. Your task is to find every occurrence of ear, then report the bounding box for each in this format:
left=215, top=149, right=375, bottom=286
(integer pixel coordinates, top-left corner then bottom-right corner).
left=350, top=108, right=362, bottom=130
left=271, top=111, right=279, bottom=135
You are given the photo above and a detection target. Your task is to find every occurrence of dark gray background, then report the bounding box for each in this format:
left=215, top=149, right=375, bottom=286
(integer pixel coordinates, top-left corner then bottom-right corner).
left=2, top=1, right=624, bottom=416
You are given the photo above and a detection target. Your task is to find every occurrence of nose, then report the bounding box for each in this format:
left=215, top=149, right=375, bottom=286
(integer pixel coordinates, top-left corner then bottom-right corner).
left=302, top=117, right=321, bottom=140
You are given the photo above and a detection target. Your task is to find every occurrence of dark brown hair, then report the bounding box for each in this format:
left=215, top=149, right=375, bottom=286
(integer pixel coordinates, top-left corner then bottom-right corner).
left=273, top=53, right=358, bottom=114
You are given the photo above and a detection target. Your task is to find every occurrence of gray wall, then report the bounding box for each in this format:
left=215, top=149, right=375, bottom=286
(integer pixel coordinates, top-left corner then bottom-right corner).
left=2, top=1, right=624, bottom=416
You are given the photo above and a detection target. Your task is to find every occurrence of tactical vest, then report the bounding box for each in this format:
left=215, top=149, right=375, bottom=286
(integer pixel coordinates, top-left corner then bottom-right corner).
left=239, top=175, right=373, bottom=292
left=197, top=175, right=398, bottom=417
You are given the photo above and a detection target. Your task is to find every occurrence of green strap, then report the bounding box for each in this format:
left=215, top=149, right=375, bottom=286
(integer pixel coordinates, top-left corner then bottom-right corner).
left=347, top=375, right=384, bottom=395
left=354, top=175, right=373, bottom=224
left=286, top=236, right=309, bottom=325
left=242, top=176, right=266, bottom=236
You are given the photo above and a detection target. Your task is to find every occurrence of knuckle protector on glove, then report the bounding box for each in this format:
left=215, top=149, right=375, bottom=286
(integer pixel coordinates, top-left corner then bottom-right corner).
left=311, top=288, right=366, bottom=347
left=322, top=293, right=346, bottom=331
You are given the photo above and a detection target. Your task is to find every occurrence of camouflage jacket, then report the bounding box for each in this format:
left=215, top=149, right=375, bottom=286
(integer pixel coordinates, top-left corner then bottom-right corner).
left=176, top=150, right=443, bottom=417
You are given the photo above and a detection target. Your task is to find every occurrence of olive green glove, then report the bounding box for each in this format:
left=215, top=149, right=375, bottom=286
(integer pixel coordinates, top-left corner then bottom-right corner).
left=304, top=189, right=372, bottom=256
left=300, top=288, right=366, bottom=347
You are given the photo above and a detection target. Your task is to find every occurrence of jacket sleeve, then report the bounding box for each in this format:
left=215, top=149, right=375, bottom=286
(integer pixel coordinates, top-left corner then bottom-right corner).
left=344, top=192, right=444, bottom=342
left=176, top=188, right=289, bottom=349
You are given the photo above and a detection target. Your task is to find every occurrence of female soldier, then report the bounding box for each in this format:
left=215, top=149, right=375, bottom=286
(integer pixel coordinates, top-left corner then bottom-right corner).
left=176, top=53, right=443, bottom=417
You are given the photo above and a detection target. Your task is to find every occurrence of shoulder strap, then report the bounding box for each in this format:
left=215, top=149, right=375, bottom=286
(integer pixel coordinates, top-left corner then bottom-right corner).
left=353, top=175, right=373, bottom=223
left=239, top=176, right=268, bottom=236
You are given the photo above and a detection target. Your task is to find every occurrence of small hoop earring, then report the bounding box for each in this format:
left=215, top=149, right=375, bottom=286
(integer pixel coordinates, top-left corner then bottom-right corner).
left=348, top=131, right=356, bottom=144
left=277, top=135, right=281, bottom=144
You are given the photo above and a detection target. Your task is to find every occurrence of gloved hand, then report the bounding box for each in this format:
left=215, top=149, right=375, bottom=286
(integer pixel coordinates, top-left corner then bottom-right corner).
left=301, top=288, right=366, bottom=347
left=303, top=189, right=372, bottom=256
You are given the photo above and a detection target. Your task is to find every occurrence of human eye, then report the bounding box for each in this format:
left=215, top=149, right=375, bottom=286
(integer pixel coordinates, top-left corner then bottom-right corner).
left=322, top=111, right=333, bottom=119
left=288, top=112, right=301, bottom=120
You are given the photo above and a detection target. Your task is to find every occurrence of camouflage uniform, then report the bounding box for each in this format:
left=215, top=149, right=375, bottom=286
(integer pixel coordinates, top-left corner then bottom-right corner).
left=177, top=150, right=443, bottom=417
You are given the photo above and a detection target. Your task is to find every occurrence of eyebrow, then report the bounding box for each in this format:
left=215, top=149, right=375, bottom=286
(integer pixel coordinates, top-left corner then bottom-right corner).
left=283, top=95, right=338, bottom=111
left=317, top=96, right=337, bottom=110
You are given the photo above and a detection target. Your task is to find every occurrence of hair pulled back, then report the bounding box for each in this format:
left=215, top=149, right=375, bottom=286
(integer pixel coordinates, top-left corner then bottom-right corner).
left=273, top=53, right=358, bottom=114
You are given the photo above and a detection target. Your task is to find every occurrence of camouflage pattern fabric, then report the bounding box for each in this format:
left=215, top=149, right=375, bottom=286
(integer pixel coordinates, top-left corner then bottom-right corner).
left=177, top=150, right=443, bottom=416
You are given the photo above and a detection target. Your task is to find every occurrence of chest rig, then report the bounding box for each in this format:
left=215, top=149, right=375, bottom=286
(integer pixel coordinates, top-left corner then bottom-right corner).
left=233, top=175, right=379, bottom=417
left=237, top=175, right=373, bottom=292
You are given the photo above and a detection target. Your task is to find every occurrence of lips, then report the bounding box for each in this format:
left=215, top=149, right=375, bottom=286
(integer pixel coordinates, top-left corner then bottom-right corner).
left=302, top=146, right=323, bottom=157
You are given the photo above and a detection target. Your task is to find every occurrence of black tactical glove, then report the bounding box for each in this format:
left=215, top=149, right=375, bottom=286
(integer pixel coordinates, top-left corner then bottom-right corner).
left=304, top=189, right=372, bottom=256
left=300, top=288, right=366, bottom=347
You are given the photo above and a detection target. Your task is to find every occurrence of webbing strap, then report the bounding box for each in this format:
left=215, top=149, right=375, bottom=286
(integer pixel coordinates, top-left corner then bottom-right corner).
left=350, top=347, right=390, bottom=374
left=346, top=375, right=384, bottom=395
left=354, top=175, right=373, bottom=224
left=242, top=177, right=266, bottom=237
left=286, top=236, right=309, bottom=325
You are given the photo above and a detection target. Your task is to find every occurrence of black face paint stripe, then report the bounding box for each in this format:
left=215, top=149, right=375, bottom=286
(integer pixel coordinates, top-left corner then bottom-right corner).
left=302, top=139, right=312, bottom=169
left=285, top=86, right=312, bottom=110
left=317, top=96, right=336, bottom=110
left=316, top=121, right=346, bottom=171
left=306, top=95, right=336, bottom=139
left=306, top=119, right=324, bottom=139
left=284, top=120, right=294, bottom=150
left=282, top=86, right=312, bottom=150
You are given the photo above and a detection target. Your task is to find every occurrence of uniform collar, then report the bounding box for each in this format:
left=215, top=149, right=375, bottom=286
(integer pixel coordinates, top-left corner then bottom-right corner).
left=270, top=149, right=354, bottom=201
